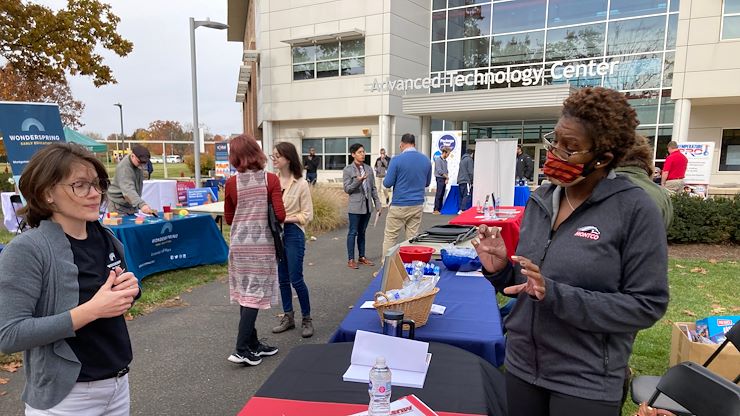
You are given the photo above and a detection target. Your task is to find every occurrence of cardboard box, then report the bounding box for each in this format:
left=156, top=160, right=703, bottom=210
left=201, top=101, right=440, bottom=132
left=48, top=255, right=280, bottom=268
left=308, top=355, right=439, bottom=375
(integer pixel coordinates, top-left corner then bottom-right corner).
left=670, top=322, right=740, bottom=382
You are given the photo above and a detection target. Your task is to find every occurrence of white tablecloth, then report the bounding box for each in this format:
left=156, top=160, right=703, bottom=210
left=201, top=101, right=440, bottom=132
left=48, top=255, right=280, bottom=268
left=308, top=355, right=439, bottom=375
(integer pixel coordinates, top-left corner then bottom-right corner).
left=1, top=192, right=19, bottom=232
left=141, top=180, right=178, bottom=211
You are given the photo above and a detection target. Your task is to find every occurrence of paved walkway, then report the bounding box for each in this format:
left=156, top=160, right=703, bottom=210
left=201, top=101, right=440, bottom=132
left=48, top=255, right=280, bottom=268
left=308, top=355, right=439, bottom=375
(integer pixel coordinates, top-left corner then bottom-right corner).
left=0, top=212, right=451, bottom=415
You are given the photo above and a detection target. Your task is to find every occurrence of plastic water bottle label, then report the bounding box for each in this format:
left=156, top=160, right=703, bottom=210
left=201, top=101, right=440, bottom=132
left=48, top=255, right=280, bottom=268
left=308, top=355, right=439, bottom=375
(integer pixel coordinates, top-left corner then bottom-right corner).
left=369, top=381, right=391, bottom=395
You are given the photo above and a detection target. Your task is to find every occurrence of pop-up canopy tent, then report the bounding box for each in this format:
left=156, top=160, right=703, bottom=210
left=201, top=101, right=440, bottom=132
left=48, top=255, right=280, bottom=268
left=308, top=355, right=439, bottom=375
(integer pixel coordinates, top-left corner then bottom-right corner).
left=63, top=127, right=107, bottom=153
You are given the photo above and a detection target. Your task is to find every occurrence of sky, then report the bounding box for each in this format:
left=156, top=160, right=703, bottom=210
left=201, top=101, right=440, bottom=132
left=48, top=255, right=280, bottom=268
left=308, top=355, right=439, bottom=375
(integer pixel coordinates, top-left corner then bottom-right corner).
left=43, top=0, right=244, bottom=138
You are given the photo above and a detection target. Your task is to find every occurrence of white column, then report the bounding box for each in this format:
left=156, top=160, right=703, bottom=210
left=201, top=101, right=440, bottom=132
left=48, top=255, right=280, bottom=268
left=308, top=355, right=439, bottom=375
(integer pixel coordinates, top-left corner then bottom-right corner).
left=380, top=115, right=392, bottom=155
left=672, top=99, right=691, bottom=142
left=420, top=116, right=431, bottom=157
left=263, top=120, right=274, bottom=169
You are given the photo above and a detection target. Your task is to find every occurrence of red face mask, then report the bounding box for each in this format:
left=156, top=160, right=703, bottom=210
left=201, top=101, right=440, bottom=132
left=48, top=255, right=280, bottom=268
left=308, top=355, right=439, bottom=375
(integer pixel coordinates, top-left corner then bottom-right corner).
left=542, top=151, right=587, bottom=184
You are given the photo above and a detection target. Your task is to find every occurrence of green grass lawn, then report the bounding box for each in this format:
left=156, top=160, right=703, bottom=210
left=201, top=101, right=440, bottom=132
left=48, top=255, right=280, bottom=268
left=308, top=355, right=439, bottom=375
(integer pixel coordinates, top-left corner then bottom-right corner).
left=104, top=162, right=192, bottom=179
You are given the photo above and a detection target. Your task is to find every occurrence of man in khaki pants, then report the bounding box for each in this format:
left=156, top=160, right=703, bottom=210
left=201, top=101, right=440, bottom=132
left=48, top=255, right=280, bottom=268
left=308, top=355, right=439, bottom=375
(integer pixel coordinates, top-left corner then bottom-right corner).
left=382, top=133, right=432, bottom=256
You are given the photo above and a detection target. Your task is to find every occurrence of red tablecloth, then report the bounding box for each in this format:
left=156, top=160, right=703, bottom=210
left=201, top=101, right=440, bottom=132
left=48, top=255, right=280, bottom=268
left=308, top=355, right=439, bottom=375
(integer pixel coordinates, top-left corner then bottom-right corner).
left=448, top=206, right=524, bottom=258
left=239, top=397, right=481, bottom=416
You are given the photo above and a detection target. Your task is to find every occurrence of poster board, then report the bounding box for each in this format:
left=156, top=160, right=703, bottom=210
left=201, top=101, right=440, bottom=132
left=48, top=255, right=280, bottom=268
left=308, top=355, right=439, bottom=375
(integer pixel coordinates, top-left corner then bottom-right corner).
left=677, top=142, right=714, bottom=184
left=472, top=137, right=518, bottom=207
left=214, top=141, right=230, bottom=177
left=430, top=130, right=462, bottom=188
left=380, top=245, right=407, bottom=292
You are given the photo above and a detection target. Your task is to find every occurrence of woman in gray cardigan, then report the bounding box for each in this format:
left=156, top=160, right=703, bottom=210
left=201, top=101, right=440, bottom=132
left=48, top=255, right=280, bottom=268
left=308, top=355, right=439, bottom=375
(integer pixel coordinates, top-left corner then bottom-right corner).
left=0, top=143, right=141, bottom=414
left=342, top=143, right=382, bottom=269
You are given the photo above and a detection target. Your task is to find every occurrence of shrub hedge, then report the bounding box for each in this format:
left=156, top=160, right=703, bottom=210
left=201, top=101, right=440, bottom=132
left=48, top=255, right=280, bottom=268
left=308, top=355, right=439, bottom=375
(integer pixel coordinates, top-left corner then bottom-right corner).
left=667, top=193, right=739, bottom=244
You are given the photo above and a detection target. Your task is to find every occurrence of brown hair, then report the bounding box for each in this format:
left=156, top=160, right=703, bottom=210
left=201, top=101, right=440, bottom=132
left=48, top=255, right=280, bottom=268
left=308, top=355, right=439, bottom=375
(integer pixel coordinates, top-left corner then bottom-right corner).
left=561, top=87, right=639, bottom=169
left=274, top=142, right=303, bottom=179
left=229, top=134, right=266, bottom=172
left=618, top=135, right=655, bottom=176
left=18, top=142, right=108, bottom=228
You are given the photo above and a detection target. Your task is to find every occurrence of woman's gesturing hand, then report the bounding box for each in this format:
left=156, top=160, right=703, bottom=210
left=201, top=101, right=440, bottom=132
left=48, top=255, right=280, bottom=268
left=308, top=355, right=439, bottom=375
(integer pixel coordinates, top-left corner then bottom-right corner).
left=72, top=269, right=140, bottom=330
left=504, top=256, right=546, bottom=300
left=471, top=225, right=509, bottom=273
left=111, top=267, right=139, bottom=294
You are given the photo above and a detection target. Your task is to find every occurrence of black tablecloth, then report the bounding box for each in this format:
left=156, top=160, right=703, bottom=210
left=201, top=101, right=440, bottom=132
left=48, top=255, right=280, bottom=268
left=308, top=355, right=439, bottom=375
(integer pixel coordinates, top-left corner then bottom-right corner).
left=255, top=342, right=507, bottom=416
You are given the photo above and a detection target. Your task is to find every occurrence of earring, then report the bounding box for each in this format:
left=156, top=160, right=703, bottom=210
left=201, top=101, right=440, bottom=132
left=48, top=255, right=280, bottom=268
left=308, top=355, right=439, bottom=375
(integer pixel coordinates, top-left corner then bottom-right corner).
left=47, top=199, right=53, bottom=203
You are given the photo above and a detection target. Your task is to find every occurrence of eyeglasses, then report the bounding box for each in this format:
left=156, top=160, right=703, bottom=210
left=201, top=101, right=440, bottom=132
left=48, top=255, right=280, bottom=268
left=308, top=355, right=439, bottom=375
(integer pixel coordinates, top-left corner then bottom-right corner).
left=59, top=178, right=110, bottom=197
left=270, top=154, right=282, bottom=161
left=542, top=131, right=592, bottom=161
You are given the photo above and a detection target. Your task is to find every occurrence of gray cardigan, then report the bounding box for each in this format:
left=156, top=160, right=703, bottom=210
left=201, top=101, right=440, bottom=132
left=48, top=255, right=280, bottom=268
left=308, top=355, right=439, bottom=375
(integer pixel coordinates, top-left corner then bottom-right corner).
left=342, top=163, right=381, bottom=215
left=0, top=220, right=130, bottom=410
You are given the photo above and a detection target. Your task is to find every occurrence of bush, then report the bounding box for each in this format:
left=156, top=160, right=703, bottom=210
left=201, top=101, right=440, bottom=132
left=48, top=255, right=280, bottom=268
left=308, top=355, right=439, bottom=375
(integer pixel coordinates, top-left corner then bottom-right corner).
left=0, top=171, right=14, bottom=192
left=183, top=153, right=215, bottom=177
left=668, top=193, right=739, bottom=244
left=306, top=185, right=347, bottom=236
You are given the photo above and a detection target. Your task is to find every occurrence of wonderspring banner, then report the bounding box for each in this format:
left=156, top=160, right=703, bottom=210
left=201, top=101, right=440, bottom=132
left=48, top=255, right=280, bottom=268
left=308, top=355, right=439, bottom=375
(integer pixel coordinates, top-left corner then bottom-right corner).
left=0, top=101, right=66, bottom=176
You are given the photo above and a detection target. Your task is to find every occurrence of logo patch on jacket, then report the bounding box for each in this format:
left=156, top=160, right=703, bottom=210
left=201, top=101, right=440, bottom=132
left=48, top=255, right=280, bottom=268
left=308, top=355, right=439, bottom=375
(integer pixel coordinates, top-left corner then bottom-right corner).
left=574, top=225, right=600, bottom=240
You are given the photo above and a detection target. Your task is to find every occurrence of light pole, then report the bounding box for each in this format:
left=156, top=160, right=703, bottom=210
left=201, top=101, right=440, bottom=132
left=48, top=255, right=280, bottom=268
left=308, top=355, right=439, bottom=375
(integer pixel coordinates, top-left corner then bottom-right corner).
left=190, top=17, right=228, bottom=186
left=114, top=103, right=125, bottom=151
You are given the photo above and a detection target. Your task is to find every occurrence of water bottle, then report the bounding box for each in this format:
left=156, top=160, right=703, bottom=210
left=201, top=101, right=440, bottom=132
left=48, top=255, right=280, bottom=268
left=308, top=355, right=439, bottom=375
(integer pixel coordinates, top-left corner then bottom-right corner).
left=368, top=356, right=392, bottom=416
left=412, top=261, right=424, bottom=282
left=483, top=196, right=492, bottom=220
left=433, top=265, right=440, bottom=279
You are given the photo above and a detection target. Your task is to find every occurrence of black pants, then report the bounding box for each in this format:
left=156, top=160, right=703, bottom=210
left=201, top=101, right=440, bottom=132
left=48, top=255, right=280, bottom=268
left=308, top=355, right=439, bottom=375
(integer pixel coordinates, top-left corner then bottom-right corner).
left=506, top=372, right=621, bottom=416
left=235, top=306, right=259, bottom=355
left=434, top=177, right=446, bottom=211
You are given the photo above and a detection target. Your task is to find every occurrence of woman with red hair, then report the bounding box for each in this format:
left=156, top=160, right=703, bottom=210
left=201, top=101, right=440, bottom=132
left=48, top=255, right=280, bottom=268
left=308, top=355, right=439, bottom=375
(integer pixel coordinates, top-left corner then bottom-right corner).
left=224, top=134, right=285, bottom=366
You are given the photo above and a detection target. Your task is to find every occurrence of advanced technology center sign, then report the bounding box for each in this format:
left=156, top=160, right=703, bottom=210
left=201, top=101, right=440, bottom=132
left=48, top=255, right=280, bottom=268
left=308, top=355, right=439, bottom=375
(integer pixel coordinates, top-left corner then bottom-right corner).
left=369, top=60, right=619, bottom=93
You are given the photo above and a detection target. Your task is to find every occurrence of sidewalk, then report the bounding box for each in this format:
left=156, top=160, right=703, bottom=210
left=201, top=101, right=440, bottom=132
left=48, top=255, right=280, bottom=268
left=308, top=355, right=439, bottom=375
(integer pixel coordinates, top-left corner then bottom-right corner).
left=0, top=212, right=451, bottom=416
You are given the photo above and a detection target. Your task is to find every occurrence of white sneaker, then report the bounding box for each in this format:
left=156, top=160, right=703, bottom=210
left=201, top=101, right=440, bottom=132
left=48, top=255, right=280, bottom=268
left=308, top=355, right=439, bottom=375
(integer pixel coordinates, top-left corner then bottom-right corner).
left=227, top=352, right=262, bottom=366
left=457, top=210, right=463, bottom=215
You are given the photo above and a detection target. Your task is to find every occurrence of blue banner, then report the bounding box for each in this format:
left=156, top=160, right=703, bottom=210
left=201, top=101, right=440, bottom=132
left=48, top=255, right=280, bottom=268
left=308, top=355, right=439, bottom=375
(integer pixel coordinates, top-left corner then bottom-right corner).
left=186, top=187, right=217, bottom=206
left=0, top=102, right=66, bottom=175
left=214, top=141, right=231, bottom=177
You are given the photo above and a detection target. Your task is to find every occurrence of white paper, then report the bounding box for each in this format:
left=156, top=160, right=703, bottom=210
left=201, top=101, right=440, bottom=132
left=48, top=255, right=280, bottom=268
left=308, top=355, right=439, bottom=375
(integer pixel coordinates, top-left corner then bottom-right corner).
left=360, top=300, right=376, bottom=309
left=430, top=304, right=446, bottom=315
left=343, top=330, right=431, bottom=388
left=348, top=394, right=439, bottom=416
left=456, top=270, right=484, bottom=277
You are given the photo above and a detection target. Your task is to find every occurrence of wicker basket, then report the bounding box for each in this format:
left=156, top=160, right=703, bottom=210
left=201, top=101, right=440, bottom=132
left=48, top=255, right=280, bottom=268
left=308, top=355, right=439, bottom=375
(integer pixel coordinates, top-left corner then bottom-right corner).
left=372, top=287, right=440, bottom=327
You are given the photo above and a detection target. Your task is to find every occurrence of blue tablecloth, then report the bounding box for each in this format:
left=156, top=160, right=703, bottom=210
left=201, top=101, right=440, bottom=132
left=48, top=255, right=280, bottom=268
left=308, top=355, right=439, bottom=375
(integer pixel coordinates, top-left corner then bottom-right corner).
left=329, top=262, right=506, bottom=367
left=441, top=184, right=464, bottom=215
left=514, top=186, right=531, bottom=207
left=107, top=213, right=228, bottom=280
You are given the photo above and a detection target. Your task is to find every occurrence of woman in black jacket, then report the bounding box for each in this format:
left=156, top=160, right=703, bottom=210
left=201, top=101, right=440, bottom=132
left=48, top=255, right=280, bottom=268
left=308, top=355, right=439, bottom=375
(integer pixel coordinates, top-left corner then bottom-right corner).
left=474, top=87, right=669, bottom=416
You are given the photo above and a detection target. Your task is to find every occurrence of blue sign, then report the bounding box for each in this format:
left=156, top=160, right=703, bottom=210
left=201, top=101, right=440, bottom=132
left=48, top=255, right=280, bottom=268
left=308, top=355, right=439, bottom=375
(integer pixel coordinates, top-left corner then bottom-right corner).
left=0, top=102, right=66, bottom=175
left=438, top=134, right=457, bottom=151
left=186, top=187, right=217, bottom=206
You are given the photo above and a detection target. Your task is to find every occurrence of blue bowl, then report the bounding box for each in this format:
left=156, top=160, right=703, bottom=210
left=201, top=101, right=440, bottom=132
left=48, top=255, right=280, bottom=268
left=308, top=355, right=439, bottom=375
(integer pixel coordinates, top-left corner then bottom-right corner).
left=440, top=248, right=482, bottom=272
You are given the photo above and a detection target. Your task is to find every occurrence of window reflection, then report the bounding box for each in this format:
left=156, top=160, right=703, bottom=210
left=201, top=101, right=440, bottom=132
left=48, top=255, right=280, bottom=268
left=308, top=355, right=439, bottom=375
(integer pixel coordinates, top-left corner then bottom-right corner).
left=447, top=5, right=491, bottom=39
left=317, top=61, right=339, bottom=78
left=659, top=89, right=674, bottom=124
left=666, top=13, right=677, bottom=49
left=604, top=53, right=662, bottom=90
left=433, top=11, right=447, bottom=41
left=545, top=23, right=605, bottom=61
left=548, top=0, right=608, bottom=27
left=609, top=0, right=668, bottom=19
left=492, top=0, right=546, bottom=34
left=607, top=15, right=666, bottom=55
left=341, top=58, right=364, bottom=75
left=491, top=31, right=545, bottom=65
left=547, top=60, right=604, bottom=87
left=447, top=38, right=490, bottom=70
left=292, top=64, right=314, bottom=80
left=449, top=0, right=489, bottom=7
left=432, top=43, right=446, bottom=71
left=663, top=52, right=674, bottom=87
left=292, top=39, right=364, bottom=80
left=625, top=90, right=660, bottom=125
left=433, top=0, right=447, bottom=11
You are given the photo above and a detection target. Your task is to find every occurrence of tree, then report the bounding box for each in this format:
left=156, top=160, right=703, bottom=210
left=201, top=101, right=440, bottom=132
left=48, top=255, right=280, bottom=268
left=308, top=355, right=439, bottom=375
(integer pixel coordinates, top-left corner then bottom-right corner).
left=147, top=120, right=189, bottom=156
left=0, top=0, right=133, bottom=86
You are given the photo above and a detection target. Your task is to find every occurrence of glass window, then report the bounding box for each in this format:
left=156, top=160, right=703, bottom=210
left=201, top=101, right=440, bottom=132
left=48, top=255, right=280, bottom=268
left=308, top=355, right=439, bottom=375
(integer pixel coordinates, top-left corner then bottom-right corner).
left=447, top=4, right=491, bottom=39
left=720, top=129, right=740, bottom=171
left=292, top=46, right=315, bottom=63
left=292, top=38, right=364, bottom=80
left=293, top=64, right=314, bottom=80
left=449, top=0, right=489, bottom=7
left=317, top=61, right=339, bottom=78
left=433, top=0, right=447, bottom=11
left=492, top=0, right=546, bottom=34
left=666, top=13, right=678, bottom=49
left=325, top=138, right=346, bottom=153
left=432, top=43, right=446, bottom=71
left=325, top=155, right=347, bottom=170
left=609, top=0, right=668, bottom=19
left=491, top=30, right=545, bottom=65
left=663, top=51, right=674, bottom=87
left=547, top=0, right=608, bottom=27
left=607, top=15, right=666, bottom=55
left=722, top=15, right=740, bottom=39
left=656, top=127, right=672, bottom=159
left=432, top=11, right=447, bottom=41
left=341, top=58, right=364, bottom=75
left=604, top=53, right=662, bottom=90
left=547, top=59, right=604, bottom=87
left=341, top=39, right=364, bottom=57
left=302, top=139, right=323, bottom=154
left=637, top=126, right=658, bottom=152
left=669, top=0, right=679, bottom=12
left=545, top=23, right=605, bottom=61
left=725, top=0, right=740, bottom=13
left=659, top=89, right=674, bottom=124
left=447, top=38, right=490, bottom=70
left=625, top=90, right=660, bottom=125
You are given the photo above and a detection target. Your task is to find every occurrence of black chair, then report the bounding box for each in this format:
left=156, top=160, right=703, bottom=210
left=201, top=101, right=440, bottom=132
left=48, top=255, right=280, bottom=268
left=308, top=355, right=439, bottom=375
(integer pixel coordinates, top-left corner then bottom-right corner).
left=9, top=194, right=27, bottom=234
left=631, top=321, right=740, bottom=414
left=647, top=362, right=740, bottom=416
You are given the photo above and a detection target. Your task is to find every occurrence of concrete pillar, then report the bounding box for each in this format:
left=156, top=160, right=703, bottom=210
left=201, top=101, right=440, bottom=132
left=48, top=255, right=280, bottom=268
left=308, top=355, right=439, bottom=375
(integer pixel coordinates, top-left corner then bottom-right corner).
left=420, top=116, right=432, bottom=157
left=672, top=99, right=691, bottom=142
left=380, top=115, right=392, bottom=155
left=263, top=120, right=274, bottom=169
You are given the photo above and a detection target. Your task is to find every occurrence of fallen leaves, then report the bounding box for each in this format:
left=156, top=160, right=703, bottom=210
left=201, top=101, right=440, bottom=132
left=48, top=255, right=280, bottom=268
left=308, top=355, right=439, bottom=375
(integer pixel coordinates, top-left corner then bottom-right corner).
left=682, top=309, right=697, bottom=317
left=675, top=264, right=686, bottom=269
left=0, top=362, right=22, bottom=373
left=690, top=267, right=708, bottom=275
left=124, top=313, right=134, bottom=321
left=709, top=258, right=718, bottom=264
left=731, top=306, right=740, bottom=312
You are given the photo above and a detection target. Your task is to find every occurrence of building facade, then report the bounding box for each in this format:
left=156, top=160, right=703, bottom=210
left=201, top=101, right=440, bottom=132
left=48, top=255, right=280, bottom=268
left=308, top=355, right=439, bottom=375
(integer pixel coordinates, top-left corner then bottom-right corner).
left=227, top=0, right=740, bottom=186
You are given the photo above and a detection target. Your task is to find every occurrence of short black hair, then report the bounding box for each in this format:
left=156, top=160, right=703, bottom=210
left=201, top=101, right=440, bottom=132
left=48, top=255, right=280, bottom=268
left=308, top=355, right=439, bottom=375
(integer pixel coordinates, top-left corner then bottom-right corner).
left=401, top=133, right=415, bottom=145
left=349, top=143, right=364, bottom=154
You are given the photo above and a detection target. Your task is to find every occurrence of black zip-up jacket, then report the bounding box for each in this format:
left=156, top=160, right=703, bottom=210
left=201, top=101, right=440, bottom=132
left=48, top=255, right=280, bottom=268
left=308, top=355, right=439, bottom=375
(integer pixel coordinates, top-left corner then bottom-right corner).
left=485, top=172, right=669, bottom=401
